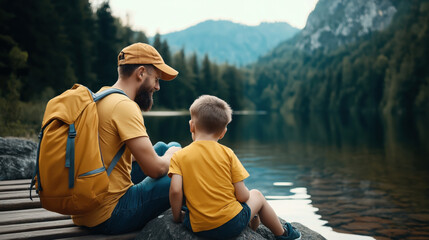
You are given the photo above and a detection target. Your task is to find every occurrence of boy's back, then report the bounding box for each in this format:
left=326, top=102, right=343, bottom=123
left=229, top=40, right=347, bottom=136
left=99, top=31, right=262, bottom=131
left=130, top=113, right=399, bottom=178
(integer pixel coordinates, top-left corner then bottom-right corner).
left=169, top=95, right=301, bottom=240
left=169, top=140, right=249, bottom=232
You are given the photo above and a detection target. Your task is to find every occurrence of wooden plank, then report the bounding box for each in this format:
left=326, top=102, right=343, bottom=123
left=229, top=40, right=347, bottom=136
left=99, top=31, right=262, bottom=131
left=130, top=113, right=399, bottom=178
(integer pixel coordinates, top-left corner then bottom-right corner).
left=0, top=208, right=70, bottom=225
left=0, top=219, right=139, bottom=239
left=0, top=205, right=139, bottom=240
left=0, top=219, right=74, bottom=234
left=0, top=179, right=31, bottom=186
left=0, top=190, right=38, bottom=200
left=0, top=184, right=30, bottom=192
left=61, top=231, right=139, bottom=240
left=0, top=179, right=140, bottom=239
left=0, top=226, right=92, bottom=240
left=0, top=198, right=41, bottom=211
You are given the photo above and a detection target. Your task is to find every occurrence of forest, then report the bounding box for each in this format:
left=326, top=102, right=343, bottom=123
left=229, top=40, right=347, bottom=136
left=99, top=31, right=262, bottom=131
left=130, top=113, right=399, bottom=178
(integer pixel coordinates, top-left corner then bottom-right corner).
left=0, top=0, right=428, bottom=137
left=253, top=0, right=429, bottom=114
left=0, top=0, right=249, bottom=136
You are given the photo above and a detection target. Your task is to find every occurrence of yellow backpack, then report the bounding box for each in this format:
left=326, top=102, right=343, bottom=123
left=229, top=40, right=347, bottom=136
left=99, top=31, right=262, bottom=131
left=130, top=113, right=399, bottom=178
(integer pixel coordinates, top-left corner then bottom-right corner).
left=30, top=84, right=127, bottom=215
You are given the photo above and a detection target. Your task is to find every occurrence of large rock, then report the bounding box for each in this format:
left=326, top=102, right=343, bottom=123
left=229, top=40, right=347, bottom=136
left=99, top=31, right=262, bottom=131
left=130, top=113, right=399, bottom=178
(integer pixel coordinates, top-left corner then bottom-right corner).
left=136, top=209, right=326, bottom=240
left=0, top=137, right=37, bottom=180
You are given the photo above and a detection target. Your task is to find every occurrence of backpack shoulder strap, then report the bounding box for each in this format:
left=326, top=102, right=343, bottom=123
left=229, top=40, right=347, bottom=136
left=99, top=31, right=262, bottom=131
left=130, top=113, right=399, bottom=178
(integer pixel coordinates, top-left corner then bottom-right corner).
left=93, top=88, right=127, bottom=102
left=106, top=144, right=126, bottom=176
left=93, top=87, right=127, bottom=175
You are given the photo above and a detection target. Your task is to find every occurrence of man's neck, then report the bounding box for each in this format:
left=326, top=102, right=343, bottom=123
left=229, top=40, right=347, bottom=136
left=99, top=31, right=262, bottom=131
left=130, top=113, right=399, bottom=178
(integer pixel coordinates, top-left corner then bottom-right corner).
left=112, top=78, right=136, bottom=100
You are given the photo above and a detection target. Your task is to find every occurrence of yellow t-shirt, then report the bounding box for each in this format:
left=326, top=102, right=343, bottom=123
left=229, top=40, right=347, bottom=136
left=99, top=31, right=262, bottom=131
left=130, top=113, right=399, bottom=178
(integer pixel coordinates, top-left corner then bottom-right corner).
left=72, top=87, right=148, bottom=227
left=168, top=140, right=249, bottom=232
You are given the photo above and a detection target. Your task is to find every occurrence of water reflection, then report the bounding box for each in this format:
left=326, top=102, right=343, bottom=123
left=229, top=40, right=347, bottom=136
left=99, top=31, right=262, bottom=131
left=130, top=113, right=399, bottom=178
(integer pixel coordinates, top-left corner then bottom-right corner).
left=144, top=111, right=429, bottom=240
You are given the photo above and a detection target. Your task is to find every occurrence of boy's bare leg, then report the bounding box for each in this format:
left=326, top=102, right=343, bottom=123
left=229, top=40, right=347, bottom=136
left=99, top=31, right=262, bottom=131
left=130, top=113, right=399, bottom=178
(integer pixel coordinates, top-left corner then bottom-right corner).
left=246, top=189, right=285, bottom=236
left=249, top=214, right=260, bottom=231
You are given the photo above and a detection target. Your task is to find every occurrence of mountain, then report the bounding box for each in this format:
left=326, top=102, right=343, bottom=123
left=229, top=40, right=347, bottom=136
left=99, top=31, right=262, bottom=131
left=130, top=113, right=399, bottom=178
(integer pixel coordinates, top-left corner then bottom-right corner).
left=160, top=20, right=299, bottom=66
left=252, top=0, right=428, bottom=113
left=291, top=0, right=397, bottom=52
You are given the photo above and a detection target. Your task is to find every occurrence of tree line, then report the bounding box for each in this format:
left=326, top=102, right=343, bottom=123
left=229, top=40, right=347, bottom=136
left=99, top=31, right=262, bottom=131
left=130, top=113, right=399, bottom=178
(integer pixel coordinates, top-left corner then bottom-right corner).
left=1, top=0, right=427, bottom=137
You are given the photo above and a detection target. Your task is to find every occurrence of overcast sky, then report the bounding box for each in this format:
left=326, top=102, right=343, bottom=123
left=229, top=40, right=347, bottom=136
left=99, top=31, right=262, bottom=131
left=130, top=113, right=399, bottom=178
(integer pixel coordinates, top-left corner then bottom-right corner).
left=95, top=0, right=318, bottom=36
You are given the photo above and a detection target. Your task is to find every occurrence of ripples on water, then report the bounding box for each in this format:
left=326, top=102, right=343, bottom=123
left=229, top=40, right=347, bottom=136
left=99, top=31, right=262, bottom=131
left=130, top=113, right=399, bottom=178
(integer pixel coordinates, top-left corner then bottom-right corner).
left=144, top=111, right=429, bottom=240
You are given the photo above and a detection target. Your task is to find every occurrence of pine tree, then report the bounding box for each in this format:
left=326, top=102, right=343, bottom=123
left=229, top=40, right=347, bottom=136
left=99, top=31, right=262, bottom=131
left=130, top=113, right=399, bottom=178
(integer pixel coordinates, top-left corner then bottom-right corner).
left=135, top=31, right=149, bottom=44
left=189, top=53, right=201, bottom=96
left=1, top=0, right=76, bottom=100
left=93, top=2, right=120, bottom=88
left=169, top=49, right=196, bottom=109
left=161, top=40, right=172, bottom=65
left=200, top=54, right=213, bottom=95
left=51, top=0, right=97, bottom=88
left=153, top=33, right=162, bottom=51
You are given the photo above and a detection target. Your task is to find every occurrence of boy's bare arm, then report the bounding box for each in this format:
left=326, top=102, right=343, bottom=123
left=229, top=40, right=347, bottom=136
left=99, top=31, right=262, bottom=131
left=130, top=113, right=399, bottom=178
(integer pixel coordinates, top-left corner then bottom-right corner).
left=170, top=174, right=185, bottom=223
left=233, top=181, right=250, bottom=203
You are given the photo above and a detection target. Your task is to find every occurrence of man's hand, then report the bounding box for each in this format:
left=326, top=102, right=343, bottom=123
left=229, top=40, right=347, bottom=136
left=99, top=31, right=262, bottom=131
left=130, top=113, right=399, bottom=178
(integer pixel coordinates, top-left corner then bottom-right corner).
left=165, top=146, right=182, bottom=155
left=126, top=136, right=170, bottom=178
left=161, top=146, right=182, bottom=163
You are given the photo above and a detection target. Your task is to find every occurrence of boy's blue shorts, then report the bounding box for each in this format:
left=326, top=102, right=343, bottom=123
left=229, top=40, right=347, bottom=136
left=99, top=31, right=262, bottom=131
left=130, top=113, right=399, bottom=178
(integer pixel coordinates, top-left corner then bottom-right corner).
left=184, top=203, right=252, bottom=240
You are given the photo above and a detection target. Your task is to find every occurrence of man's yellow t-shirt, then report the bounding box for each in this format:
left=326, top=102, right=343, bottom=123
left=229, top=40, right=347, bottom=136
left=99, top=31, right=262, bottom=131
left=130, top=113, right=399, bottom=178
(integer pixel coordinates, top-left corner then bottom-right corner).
left=72, top=87, right=148, bottom=227
left=168, top=140, right=249, bottom=232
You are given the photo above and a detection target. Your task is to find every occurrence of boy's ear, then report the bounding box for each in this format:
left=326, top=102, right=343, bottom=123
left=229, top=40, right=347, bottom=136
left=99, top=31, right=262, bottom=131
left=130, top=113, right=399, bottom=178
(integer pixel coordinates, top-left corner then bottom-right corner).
left=189, top=120, right=195, bottom=133
left=218, top=127, right=227, bottom=140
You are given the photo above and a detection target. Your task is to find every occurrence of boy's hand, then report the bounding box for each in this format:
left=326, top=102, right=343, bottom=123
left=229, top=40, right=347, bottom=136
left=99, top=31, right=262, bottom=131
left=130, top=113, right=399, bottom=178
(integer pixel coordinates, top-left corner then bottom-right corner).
left=179, top=210, right=185, bottom=223
left=249, top=215, right=260, bottom=231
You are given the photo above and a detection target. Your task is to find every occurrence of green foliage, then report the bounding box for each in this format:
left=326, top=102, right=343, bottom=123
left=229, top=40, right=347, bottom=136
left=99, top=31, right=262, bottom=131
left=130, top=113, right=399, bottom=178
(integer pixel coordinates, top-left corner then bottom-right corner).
left=253, top=0, right=429, bottom=114
left=0, top=34, right=28, bottom=136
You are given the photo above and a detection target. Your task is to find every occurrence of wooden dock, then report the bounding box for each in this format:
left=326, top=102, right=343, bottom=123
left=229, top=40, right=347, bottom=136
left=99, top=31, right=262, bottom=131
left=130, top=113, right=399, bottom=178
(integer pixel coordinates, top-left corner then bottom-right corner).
left=0, top=179, right=138, bottom=240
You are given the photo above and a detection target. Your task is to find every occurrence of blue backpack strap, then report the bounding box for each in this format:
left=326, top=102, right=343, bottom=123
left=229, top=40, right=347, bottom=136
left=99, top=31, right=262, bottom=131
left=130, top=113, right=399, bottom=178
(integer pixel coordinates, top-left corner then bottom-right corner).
left=30, top=130, right=44, bottom=200
left=93, top=88, right=127, bottom=175
left=65, top=123, right=76, bottom=188
left=106, top=144, right=126, bottom=176
left=93, top=88, right=127, bottom=102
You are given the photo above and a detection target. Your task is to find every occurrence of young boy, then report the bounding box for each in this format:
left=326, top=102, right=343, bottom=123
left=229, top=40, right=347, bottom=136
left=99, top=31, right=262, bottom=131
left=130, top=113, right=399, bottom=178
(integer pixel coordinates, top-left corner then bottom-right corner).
left=168, top=95, right=301, bottom=240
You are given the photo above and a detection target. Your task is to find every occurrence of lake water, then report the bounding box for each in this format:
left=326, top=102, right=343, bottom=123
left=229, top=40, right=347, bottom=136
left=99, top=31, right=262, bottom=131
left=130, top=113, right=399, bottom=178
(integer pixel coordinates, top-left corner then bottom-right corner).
left=144, top=111, right=429, bottom=240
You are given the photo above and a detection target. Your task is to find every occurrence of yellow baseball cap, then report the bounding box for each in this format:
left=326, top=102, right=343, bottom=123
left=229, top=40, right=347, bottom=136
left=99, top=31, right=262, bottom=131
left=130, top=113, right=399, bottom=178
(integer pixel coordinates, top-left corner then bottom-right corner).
left=118, top=43, right=178, bottom=80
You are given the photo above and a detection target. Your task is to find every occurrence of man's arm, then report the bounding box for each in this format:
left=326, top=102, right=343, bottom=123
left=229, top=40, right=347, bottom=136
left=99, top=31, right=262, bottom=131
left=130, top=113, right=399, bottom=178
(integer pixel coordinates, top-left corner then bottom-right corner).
left=126, top=136, right=180, bottom=178
left=233, top=180, right=250, bottom=203
left=170, top=174, right=184, bottom=223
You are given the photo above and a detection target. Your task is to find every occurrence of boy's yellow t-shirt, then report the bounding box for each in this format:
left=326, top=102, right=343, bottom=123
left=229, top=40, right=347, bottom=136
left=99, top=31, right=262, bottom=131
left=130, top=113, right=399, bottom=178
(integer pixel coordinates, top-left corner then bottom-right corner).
left=72, top=87, right=148, bottom=227
left=168, top=140, right=249, bottom=232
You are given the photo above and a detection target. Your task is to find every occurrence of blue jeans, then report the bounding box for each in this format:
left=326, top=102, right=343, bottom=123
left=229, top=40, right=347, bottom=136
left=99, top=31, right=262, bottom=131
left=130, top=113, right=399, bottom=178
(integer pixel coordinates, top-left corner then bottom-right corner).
left=91, top=141, right=181, bottom=234
left=183, top=203, right=252, bottom=240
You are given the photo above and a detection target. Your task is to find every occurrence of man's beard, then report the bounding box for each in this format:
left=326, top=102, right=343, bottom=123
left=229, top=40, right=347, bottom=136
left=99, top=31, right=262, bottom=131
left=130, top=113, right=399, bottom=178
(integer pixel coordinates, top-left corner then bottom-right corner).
left=135, top=84, right=153, bottom=111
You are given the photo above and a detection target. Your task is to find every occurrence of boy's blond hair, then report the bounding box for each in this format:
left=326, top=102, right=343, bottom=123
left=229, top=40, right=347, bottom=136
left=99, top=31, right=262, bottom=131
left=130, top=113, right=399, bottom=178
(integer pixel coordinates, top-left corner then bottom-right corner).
left=189, top=95, right=232, bottom=136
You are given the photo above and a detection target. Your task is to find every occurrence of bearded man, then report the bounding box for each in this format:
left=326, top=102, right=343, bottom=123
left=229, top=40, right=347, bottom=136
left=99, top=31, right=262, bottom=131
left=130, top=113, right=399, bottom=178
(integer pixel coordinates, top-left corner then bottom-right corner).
left=72, top=43, right=182, bottom=234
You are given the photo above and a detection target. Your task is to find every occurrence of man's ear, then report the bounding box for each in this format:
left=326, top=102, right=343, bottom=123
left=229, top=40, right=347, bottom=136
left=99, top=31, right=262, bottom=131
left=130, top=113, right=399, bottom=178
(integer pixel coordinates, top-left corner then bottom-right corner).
left=136, top=66, right=145, bottom=81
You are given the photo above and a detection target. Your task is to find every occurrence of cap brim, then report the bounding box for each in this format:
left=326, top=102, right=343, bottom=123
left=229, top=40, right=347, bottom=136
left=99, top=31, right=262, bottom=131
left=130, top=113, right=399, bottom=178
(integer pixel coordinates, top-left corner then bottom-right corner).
left=153, top=63, right=178, bottom=81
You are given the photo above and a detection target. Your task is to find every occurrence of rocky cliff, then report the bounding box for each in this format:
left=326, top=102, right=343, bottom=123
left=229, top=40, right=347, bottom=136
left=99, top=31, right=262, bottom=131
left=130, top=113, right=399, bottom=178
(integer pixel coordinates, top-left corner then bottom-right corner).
left=293, top=0, right=397, bottom=52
